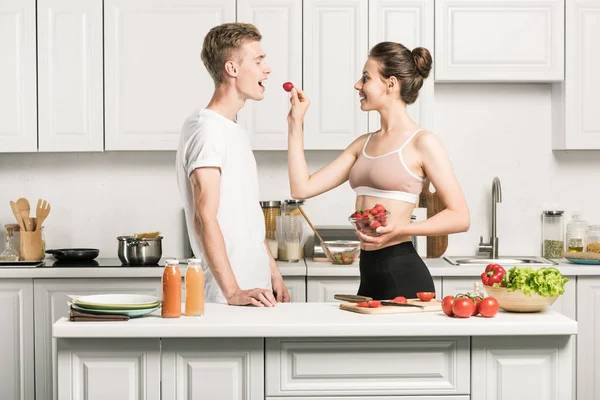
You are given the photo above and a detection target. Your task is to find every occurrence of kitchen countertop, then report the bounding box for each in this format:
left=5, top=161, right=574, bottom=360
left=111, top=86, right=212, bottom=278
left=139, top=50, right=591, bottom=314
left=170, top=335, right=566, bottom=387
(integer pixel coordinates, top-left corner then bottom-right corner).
left=306, top=258, right=600, bottom=277
left=52, top=302, right=577, bottom=338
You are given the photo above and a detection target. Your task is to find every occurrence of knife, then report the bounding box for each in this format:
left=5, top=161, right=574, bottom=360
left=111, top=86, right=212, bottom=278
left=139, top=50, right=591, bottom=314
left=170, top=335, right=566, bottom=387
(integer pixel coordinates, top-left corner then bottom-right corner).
left=334, top=294, right=425, bottom=309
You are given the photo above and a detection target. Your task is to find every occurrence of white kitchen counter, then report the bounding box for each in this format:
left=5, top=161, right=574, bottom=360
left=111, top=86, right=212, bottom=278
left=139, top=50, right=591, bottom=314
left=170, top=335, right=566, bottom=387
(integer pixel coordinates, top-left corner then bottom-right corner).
left=53, top=302, right=576, bottom=338
left=306, top=258, right=600, bottom=276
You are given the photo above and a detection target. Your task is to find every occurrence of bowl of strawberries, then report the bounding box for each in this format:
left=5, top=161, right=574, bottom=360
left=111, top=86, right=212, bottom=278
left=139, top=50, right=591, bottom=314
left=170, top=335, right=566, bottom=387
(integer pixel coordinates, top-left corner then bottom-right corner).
left=348, top=204, right=390, bottom=237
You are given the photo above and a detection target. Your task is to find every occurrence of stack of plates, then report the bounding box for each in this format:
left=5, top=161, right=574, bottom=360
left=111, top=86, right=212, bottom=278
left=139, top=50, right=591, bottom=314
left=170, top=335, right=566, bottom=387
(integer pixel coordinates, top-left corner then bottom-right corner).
left=70, top=294, right=161, bottom=318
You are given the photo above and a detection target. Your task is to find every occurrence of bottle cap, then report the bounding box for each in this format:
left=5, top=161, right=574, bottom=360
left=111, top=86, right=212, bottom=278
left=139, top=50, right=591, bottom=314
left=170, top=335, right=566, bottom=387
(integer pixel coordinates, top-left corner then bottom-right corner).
left=187, top=258, right=202, bottom=265
left=165, top=258, right=179, bottom=266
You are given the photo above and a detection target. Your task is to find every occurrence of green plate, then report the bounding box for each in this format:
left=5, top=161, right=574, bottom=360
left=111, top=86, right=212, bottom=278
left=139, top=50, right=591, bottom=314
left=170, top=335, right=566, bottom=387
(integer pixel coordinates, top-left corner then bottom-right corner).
left=565, top=258, right=600, bottom=265
left=71, top=303, right=160, bottom=318
left=72, top=294, right=161, bottom=310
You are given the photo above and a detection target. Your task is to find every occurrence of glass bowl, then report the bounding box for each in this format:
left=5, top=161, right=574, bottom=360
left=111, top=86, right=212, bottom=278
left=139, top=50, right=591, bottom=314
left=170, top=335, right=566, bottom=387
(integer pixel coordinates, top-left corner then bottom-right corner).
left=348, top=211, right=390, bottom=237
left=321, top=240, right=361, bottom=265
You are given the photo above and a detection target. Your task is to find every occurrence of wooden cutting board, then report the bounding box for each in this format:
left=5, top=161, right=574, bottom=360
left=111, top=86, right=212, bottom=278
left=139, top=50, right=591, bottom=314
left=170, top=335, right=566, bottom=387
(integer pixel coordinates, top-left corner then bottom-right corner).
left=340, top=299, right=442, bottom=314
left=419, top=178, right=448, bottom=258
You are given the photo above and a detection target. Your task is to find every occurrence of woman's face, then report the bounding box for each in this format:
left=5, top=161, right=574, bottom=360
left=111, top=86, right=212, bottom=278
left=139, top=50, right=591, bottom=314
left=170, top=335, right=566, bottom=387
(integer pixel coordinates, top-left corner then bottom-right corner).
left=354, top=58, right=392, bottom=112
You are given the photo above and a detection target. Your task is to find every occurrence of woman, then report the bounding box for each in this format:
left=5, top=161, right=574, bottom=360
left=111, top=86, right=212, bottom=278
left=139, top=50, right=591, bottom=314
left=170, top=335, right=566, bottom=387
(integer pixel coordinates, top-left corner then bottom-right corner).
left=287, top=42, right=470, bottom=300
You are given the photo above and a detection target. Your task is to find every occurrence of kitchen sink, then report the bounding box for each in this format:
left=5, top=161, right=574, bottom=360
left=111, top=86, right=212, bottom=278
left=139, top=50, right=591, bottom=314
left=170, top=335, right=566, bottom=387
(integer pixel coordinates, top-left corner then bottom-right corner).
left=443, top=256, right=557, bottom=266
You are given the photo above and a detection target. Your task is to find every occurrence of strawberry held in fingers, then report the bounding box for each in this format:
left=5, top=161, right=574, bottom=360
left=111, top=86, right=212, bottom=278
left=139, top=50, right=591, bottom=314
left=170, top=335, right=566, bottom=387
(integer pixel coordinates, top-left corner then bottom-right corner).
left=348, top=203, right=390, bottom=237
left=283, top=82, right=294, bottom=92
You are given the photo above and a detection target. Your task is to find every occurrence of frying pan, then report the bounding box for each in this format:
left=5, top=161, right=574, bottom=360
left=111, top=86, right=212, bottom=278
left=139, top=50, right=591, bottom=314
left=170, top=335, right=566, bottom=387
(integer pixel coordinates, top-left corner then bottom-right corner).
left=46, top=248, right=100, bottom=261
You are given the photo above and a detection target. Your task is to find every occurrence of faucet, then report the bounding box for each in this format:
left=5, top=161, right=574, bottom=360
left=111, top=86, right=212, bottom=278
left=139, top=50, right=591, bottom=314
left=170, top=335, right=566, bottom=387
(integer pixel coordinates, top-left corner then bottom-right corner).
left=479, top=177, right=502, bottom=259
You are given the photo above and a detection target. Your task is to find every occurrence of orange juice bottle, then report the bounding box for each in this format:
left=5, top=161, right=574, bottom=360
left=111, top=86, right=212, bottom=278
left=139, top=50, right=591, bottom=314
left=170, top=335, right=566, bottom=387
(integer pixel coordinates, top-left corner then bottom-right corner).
left=161, top=259, right=181, bottom=318
left=185, top=258, right=204, bottom=316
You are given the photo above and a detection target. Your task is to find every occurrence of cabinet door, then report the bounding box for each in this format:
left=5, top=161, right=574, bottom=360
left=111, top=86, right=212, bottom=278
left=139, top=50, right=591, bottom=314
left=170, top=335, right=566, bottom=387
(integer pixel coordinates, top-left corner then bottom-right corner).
left=552, top=0, right=600, bottom=150
left=368, top=0, right=434, bottom=132
left=104, top=0, right=235, bottom=150
left=57, top=338, right=160, bottom=400
left=303, top=0, right=368, bottom=150
left=37, top=0, right=103, bottom=152
left=577, top=277, right=600, bottom=400
left=34, top=278, right=161, bottom=400
left=307, top=277, right=360, bottom=302
left=435, top=0, right=564, bottom=82
left=0, top=0, right=37, bottom=153
left=237, top=0, right=302, bottom=150
left=0, top=280, right=34, bottom=400
left=283, top=276, right=306, bottom=302
left=162, top=338, right=264, bottom=400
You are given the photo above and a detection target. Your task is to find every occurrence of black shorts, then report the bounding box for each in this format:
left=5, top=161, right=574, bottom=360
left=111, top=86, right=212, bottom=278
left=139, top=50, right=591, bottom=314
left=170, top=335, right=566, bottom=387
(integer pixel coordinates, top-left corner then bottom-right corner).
left=357, top=241, right=435, bottom=300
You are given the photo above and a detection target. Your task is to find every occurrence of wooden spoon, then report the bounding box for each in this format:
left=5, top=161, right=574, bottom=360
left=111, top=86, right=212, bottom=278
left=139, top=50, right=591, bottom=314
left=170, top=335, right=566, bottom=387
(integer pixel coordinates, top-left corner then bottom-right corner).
left=17, top=198, right=34, bottom=231
left=9, top=201, right=26, bottom=231
left=297, top=206, right=324, bottom=243
left=35, top=199, right=51, bottom=231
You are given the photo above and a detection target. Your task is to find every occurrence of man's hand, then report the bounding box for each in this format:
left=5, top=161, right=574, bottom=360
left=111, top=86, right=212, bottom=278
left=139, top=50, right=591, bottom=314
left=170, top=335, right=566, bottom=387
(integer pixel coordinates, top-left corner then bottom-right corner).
left=272, top=274, right=291, bottom=303
left=226, top=288, right=278, bottom=307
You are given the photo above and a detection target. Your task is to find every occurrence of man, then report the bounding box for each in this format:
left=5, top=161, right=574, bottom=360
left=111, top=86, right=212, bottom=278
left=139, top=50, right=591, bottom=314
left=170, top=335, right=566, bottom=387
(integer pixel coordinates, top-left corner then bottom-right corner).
left=176, top=23, right=290, bottom=306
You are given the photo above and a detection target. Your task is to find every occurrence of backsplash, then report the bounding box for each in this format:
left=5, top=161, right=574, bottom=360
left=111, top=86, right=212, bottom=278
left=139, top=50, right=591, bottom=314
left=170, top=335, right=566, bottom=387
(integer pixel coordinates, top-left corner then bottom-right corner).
left=1, top=84, right=599, bottom=259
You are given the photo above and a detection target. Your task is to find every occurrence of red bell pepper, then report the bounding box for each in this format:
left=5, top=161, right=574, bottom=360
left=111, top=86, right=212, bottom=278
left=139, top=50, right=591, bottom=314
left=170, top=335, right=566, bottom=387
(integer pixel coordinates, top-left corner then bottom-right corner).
left=481, top=264, right=506, bottom=286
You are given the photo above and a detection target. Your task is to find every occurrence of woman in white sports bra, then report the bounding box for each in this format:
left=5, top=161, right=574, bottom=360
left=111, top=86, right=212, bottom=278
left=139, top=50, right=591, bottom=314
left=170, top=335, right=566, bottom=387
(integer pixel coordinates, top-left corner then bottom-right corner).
left=286, top=42, right=470, bottom=300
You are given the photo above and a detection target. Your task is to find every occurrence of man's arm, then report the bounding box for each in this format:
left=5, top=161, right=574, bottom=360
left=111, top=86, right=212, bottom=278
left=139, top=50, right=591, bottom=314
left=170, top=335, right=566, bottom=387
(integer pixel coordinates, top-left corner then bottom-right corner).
left=190, top=167, right=277, bottom=307
left=264, top=239, right=291, bottom=302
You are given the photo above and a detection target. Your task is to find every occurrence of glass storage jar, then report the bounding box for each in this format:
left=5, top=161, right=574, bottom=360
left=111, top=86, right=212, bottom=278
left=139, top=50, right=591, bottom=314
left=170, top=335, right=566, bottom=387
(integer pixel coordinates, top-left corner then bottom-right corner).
left=282, top=199, right=305, bottom=216
left=542, top=210, right=564, bottom=259
left=260, top=201, right=281, bottom=259
left=587, top=225, right=600, bottom=253
left=566, top=212, right=588, bottom=252
left=0, top=224, right=20, bottom=262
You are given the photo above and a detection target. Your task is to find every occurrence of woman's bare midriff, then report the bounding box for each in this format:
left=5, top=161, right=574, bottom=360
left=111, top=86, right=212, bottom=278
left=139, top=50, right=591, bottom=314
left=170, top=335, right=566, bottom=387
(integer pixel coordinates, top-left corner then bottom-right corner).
left=355, top=195, right=415, bottom=249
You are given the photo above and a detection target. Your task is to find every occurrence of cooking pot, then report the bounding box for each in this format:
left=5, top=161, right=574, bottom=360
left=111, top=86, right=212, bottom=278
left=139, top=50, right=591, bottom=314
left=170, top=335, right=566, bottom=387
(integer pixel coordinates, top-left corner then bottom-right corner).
left=117, top=236, right=162, bottom=265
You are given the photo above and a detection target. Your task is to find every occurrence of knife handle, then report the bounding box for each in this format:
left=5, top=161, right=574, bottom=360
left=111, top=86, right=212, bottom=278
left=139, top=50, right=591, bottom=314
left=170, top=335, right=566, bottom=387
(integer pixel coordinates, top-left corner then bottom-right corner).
left=334, top=294, right=372, bottom=302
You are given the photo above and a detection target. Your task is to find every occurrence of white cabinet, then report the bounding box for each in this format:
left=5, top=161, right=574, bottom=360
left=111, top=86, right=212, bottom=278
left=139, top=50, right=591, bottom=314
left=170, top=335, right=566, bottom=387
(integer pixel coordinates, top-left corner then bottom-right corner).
left=265, top=337, right=470, bottom=396
left=283, top=276, right=306, bottom=302
left=57, top=338, right=160, bottom=400
left=441, top=276, right=480, bottom=298
left=303, top=0, right=368, bottom=150
left=0, top=280, right=34, bottom=400
left=104, top=0, right=235, bottom=150
left=435, top=0, right=565, bottom=82
left=472, top=335, right=574, bottom=400
left=307, top=276, right=441, bottom=302
left=368, top=0, right=434, bottom=131
left=552, top=0, right=600, bottom=150
left=37, top=0, right=103, bottom=152
left=237, top=0, right=302, bottom=150
left=33, top=278, right=161, bottom=400
left=576, top=277, right=600, bottom=400
left=162, top=338, right=264, bottom=400
left=0, top=0, right=37, bottom=153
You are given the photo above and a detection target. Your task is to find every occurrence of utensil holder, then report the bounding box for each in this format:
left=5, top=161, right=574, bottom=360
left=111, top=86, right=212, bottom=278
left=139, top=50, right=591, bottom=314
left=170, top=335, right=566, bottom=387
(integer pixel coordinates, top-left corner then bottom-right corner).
left=20, top=230, right=44, bottom=261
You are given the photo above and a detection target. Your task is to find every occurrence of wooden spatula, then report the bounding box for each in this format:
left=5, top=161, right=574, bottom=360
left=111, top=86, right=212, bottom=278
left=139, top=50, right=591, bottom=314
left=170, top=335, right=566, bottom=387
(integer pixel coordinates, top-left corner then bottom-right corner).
left=9, top=201, right=26, bottom=231
left=16, top=198, right=34, bottom=231
left=35, top=199, right=51, bottom=231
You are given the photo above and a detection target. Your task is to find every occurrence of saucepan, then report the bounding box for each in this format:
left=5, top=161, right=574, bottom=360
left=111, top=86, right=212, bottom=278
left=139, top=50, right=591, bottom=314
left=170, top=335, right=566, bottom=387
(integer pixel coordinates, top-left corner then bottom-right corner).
left=45, top=248, right=100, bottom=261
left=117, top=236, right=162, bottom=265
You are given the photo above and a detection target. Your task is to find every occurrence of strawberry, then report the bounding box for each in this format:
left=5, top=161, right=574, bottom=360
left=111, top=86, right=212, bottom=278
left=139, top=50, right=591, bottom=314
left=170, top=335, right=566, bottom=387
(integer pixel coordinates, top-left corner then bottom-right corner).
left=375, top=213, right=387, bottom=224
left=372, top=204, right=385, bottom=215
left=370, top=220, right=381, bottom=229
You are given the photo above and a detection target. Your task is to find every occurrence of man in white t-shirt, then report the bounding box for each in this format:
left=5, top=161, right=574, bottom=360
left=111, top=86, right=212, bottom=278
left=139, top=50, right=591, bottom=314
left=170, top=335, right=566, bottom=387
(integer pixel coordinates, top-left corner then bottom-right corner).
left=176, top=23, right=290, bottom=306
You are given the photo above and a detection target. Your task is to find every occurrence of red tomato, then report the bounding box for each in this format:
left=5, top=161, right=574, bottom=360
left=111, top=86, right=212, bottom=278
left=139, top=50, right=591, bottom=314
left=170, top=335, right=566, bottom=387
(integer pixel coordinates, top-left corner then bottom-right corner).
left=416, top=292, right=435, bottom=302
left=478, top=297, right=499, bottom=318
left=442, top=296, right=455, bottom=316
left=368, top=300, right=381, bottom=308
left=472, top=297, right=482, bottom=316
left=282, top=82, right=294, bottom=92
left=391, top=296, right=407, bottom=304
left=356, top=301, right=370, bottom=307
left=452, top=298, right=476, bottom=318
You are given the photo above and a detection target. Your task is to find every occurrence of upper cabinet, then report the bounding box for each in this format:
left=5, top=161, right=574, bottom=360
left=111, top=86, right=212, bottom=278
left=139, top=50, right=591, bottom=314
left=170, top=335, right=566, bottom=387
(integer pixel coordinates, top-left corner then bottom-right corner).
left=303, top=0, right=368, bottom=150
left=37, top=0, right=104, bottom=152
left=435, top=0, right=565, bottom=82
left=104, top=0, right=235, bottom=151
left=237, top=0, right=302, bottom=151
left=552, top=0, right=600, bottom=150
left=0, top=0, right=37, bottom=153
left=368, top=0, right=434, bottom=132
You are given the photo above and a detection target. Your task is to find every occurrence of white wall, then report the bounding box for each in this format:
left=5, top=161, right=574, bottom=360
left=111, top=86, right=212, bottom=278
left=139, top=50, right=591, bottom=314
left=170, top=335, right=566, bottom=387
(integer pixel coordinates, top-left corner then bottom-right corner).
left=1, top=83, right=598, bottom=259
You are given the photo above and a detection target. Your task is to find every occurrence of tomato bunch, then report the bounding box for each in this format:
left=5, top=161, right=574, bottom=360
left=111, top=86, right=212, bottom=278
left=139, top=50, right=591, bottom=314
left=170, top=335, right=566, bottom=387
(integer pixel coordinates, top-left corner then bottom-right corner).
left=442, top=291, right=499, bottom=318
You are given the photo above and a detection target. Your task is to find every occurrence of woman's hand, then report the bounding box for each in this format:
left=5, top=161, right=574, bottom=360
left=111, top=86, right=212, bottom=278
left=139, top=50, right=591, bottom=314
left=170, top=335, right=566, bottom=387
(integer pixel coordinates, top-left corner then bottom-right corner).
left=356, top=224, right=406, bottom=251
left=288, top=87, right=310, bottom=124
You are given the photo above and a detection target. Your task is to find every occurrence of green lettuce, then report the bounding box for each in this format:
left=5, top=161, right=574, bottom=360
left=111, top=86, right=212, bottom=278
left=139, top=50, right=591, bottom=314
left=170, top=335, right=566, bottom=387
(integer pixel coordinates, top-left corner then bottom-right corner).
left=499, top=266, right=569, bottom=297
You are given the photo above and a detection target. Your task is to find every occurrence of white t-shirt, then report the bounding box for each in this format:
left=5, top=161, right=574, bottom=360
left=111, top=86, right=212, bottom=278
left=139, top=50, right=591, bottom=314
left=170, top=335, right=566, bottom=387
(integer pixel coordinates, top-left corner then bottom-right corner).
left=176, top=108, right=271, bottom=303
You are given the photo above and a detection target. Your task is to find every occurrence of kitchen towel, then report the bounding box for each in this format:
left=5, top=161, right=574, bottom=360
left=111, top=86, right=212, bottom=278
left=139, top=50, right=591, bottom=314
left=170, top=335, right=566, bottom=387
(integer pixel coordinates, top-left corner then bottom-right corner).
left=69, top=305, right=129, bottom=322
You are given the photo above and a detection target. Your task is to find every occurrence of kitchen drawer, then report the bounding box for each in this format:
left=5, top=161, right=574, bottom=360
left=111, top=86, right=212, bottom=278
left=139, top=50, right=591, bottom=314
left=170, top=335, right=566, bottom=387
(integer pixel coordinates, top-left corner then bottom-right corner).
left=266, top=337, right=470, bottom=397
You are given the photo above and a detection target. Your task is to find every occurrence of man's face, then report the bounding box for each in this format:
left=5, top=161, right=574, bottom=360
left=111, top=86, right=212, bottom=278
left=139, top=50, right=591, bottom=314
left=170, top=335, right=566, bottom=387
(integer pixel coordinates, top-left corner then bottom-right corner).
left=233, top=41, right=272, bottom=101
